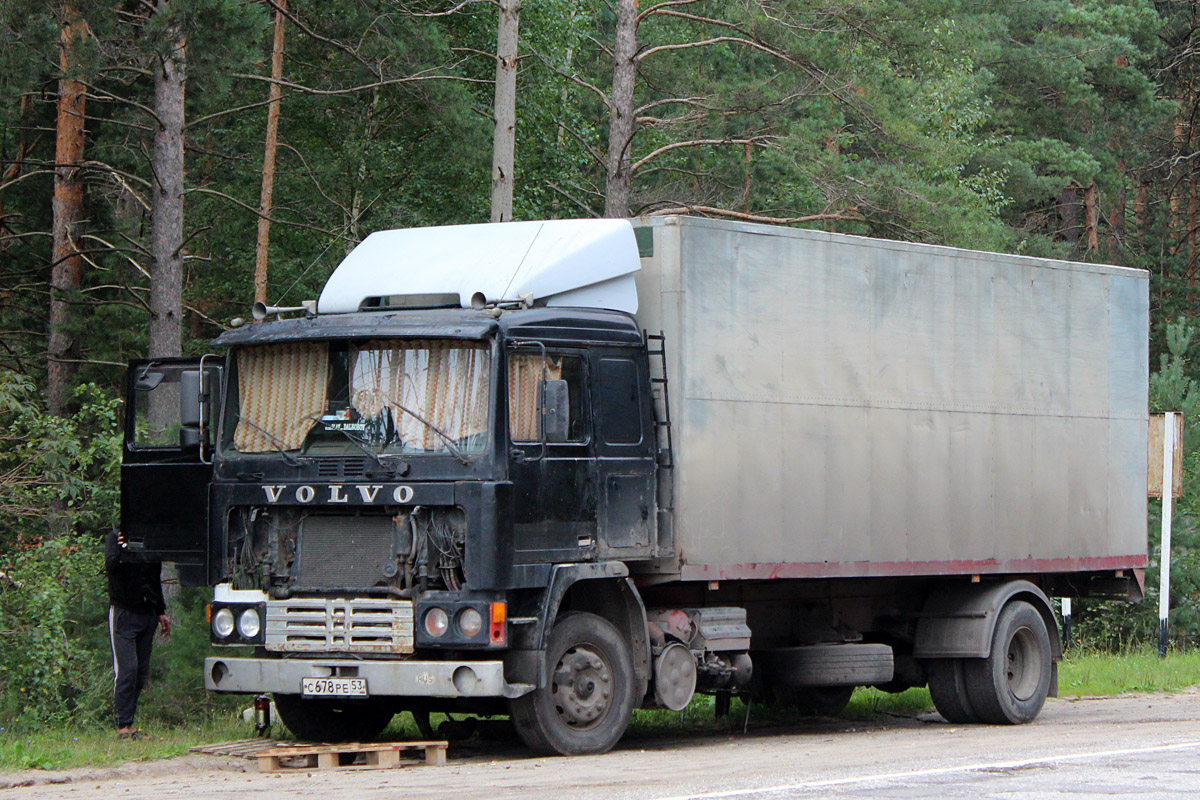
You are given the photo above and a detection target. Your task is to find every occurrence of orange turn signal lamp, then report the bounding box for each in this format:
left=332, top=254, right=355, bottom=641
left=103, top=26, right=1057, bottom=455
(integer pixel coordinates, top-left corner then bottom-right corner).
left=490, top=601, right=506, bottom=645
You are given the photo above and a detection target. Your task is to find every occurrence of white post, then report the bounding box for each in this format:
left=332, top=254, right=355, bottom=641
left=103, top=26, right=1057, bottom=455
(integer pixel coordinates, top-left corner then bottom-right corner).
left=1060, top=596, right=1072, bottom=649
left=1158, top=411, right=1178, bottom=657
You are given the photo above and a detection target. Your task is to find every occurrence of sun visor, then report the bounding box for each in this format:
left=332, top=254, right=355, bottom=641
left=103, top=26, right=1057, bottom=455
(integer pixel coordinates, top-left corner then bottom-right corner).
left=317, top=219, right=641, bottom=314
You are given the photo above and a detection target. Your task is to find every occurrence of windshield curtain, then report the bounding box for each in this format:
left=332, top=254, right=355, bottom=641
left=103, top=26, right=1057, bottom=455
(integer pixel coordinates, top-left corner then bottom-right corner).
left=233, top=342, right=330, bottom=452
left=230, top=339, right=490, bottom=455
left=350, top=339, right=489, bottom=452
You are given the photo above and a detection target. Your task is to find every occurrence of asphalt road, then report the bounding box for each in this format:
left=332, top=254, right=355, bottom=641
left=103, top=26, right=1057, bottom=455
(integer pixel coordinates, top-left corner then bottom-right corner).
left=4, top=690, right=1200, bottom=800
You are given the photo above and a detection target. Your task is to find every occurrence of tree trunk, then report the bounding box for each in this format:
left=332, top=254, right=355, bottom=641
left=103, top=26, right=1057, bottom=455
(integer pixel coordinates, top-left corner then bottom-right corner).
left=741, top=141, right=752, bottom=214
left=254, top=0, right=286, bottom=307
left=1083, top=183, right=1099, bottom=253
left=490, top=0, right=519, bottom=223
left=148, top=6, right=186, bottom=359
left=48, top=5, right=87, bottom=416
left=604, top=0, right=638, bottom=218
left=1, top=94, right=34, bottom=195
left=1108, top=161, right=1126, bottom=244
left=1057, top=183, right=1081, bottom=245
left=348, top=86, right=380, bottom=252
left=1172, top=116, right=1188, bottom=232
left=1190, top=175, right=1198, bottom=254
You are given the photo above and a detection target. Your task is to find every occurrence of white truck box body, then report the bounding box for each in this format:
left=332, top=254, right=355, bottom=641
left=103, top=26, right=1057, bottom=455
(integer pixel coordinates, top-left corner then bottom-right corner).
left=631, top=216, right=1149, bottom=581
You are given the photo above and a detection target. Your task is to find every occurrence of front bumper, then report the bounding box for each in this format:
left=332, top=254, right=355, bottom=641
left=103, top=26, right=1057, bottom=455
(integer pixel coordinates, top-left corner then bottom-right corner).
left=204, top=656, right=533, bottom=699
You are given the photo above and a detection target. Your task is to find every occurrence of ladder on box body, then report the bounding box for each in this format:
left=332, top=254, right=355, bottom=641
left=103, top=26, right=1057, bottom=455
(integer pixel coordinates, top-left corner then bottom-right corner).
left=645, top=331, right=675, bottom=559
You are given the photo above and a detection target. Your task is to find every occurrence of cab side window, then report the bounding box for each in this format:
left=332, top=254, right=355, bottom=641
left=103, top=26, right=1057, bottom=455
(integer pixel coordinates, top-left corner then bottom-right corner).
left=509, top=352, right=586, bottom=443
left=597, top=357, right=642, bottom=445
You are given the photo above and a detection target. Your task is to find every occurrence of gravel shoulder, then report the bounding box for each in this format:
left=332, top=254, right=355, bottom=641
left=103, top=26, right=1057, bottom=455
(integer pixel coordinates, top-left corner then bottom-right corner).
left=4, top=690, right=1200, bottom=800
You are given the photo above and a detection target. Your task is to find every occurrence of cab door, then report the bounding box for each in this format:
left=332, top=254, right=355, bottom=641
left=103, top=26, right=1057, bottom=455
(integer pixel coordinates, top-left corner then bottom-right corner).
left=120, top=357, right=222, bottom=585
left=592, top=351, right=656, bottom=558
left=507, top=346, right=598, bottom=565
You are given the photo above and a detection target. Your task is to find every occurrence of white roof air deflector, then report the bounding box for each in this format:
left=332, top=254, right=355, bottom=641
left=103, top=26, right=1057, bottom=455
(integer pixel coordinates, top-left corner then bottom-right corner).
left=317, top=219, right=641, bottom=314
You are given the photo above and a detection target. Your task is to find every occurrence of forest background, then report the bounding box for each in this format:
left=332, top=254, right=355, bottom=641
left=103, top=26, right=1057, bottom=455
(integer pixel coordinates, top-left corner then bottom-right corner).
left=2, top=0, right=1200, bottom=731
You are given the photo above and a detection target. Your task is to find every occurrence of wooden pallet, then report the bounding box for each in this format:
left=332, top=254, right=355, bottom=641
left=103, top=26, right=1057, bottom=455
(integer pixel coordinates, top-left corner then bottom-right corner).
left=189, top=739, right=280, bottom=760
left=255, top=740, right=449, bottom=773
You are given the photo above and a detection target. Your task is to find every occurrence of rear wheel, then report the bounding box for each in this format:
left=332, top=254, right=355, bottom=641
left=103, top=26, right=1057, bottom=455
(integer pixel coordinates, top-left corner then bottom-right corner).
left=273, top=694, right=395, bottom=742
left=927, top=658, right=978, bottom=723
left=963, top=600, right=1052, bottom=724
left=510, top=612, right=637, bottom=756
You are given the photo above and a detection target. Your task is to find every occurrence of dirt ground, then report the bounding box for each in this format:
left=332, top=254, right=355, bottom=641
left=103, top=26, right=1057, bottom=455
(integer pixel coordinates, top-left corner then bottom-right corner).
left=3, top=690, right=1200, bottom=800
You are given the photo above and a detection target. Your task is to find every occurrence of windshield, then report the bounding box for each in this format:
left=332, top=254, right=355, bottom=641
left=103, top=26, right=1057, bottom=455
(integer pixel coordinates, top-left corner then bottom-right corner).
left=229, top=339, right=491, bottom=456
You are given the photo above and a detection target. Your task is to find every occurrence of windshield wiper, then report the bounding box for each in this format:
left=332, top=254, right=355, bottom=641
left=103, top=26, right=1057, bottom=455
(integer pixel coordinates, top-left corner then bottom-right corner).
left=386, top=402, right=470, bottom=465
left=308, top=416, right=403, bottom=475
left=233, top=414, right=303, bottom=467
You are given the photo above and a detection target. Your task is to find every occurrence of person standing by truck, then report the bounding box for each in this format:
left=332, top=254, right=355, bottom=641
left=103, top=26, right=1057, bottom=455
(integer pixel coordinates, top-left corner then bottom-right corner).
left=105, top=528, right=170, bottom=739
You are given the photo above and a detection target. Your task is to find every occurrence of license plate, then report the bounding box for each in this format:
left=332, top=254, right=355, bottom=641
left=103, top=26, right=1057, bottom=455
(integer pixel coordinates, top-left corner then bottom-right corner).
left=301, top=677, right=368, bottom=698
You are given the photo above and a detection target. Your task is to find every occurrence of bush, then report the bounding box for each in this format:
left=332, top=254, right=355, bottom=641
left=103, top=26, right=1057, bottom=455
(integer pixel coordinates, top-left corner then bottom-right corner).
left=0, top=371, right=123, bottom=730
left=0, top=535, right=109, bottom=727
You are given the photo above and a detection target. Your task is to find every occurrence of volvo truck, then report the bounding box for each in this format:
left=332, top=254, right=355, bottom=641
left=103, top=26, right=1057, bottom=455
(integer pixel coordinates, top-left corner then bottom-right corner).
left=120, top=216, right=1149, bottom=755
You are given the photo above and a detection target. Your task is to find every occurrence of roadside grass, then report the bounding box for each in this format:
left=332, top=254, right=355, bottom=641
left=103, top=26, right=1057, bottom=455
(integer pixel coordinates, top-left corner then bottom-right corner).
left=5, top=648, right=1198, bottom=771
left=1058, top=647, right=1200, bottom=696
left=0, top=715, right=248, bottom=772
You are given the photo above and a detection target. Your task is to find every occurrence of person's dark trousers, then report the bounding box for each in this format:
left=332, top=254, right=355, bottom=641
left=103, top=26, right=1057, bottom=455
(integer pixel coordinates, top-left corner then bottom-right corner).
left=109, top=605, right=158, bottom=728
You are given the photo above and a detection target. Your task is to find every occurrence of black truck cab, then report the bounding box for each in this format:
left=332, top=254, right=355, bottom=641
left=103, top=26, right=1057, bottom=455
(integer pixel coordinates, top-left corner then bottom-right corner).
left=120, top=305, right=668, bottom=750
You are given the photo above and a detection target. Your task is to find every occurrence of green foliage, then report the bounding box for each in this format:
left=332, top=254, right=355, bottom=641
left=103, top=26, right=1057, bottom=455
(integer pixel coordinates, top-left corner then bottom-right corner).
left=0, top=372, right=121, bottom=729
left=0, top=534, right=106, bottom=728
left=0, top=374, right=122, bottom=537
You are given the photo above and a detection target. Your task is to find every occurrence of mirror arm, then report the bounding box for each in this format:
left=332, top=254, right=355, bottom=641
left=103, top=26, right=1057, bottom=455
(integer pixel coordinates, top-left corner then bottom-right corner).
left=198, top=354, right=218, bottom=465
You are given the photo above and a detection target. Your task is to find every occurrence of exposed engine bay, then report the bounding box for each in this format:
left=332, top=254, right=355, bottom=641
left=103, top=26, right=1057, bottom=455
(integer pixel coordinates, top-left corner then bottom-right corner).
left=226, top=505, right=467, bottom=597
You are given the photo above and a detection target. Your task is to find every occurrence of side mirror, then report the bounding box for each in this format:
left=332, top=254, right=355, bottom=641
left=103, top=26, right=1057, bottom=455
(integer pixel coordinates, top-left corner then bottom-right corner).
left=179, top=370, right=202, bottom=449
left=180, top=370, right=202, bottom=427
left=134, top=370, right=164, bottom=392
left=542, top=379, right=569, bottom=444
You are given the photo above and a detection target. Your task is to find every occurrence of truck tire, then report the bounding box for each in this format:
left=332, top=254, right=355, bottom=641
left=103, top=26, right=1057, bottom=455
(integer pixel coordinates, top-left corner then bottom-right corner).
left=962, top=600, right=1052, bottom=724
left=927, top=658, right=978, bottom=723
left=510, top=612, right=637, bottom=756
left=273, top=694, right=395, bottom=742
left=755, top=643, right=893, bottom=688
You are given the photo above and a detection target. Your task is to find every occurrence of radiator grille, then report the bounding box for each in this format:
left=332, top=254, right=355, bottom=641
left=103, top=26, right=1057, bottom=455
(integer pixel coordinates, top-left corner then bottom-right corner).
left=316, top=459, right=368, bottom=479
left=296, top=515, right=395, bottom=588
left=264, top=597, right=414, bottom=654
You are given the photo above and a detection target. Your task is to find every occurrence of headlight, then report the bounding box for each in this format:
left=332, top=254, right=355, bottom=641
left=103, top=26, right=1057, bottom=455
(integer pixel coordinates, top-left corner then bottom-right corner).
left=424, top=607, right=449, bottom=637
left=237, top=607, right=261, bottom=639
left=457, top=607, right=483, bottom=638
left=212, top=607, right=235, bottom=638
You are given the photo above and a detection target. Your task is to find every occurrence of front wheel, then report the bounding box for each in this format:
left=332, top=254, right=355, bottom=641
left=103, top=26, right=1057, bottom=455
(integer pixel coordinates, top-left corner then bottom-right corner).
left=273, top=693, right=395, bottom=742
left=963, top=600, right=1052, bottom=724
left=510, top=612, right=637, bottom=756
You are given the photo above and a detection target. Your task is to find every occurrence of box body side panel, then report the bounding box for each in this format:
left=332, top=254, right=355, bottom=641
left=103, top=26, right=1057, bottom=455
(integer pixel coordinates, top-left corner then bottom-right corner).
left=633, top=218, right=1148, bottom=579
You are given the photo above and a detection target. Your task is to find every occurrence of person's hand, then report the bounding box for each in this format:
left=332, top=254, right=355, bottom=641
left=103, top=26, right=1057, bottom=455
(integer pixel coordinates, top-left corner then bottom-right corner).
left=117, top=530, right=128, bottom=549
left=158, top=614, right=171, bottom=638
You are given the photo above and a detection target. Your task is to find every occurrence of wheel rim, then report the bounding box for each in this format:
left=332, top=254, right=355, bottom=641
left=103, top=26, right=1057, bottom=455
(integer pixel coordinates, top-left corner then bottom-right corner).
left=551, top=644, right=613, bottom=730
left=1006, top=626, right=1039, bottom=701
